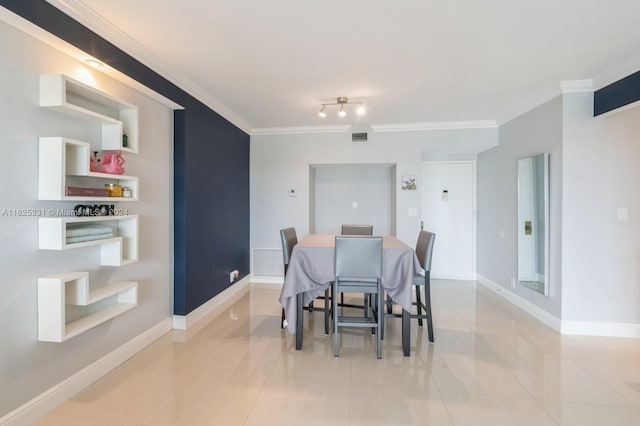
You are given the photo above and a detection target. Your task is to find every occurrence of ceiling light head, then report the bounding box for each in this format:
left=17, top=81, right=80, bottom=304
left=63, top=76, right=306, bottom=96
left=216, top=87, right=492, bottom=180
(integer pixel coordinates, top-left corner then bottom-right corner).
left=317, top=96, right=365, bottom=118
left=85, top=59, right=103, bottom=69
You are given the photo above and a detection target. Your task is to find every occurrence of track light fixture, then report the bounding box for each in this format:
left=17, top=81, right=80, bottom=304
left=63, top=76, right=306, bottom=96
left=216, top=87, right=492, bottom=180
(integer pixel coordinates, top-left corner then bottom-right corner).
left=319, top=97, right=366, bottom=118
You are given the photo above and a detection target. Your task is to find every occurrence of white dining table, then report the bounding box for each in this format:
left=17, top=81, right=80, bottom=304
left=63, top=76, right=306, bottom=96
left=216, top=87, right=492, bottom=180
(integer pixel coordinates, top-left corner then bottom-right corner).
left=279, top=234, right=422, bottom=356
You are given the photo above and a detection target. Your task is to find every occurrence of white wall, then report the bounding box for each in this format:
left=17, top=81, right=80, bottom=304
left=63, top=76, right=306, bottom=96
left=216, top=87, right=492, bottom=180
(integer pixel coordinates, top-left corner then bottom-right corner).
left=0, top=20, right=173, bottom=417
left=477, top=96, right=563, bottom=317
left=250, top=128, right=497, bottom=276
left=562, top=91, right=640, bottom=324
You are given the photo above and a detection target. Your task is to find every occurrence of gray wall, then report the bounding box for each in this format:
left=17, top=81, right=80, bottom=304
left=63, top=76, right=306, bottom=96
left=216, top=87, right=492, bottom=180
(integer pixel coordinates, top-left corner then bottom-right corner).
left=250, top=128, right=498, bottom=276
left=0, top=20, right=173, bottom=417
left=562, top=91, right=640, bottom=323
left=477, top=96, right=563, bottom=317
left=313, top=165, right=393, bottom=235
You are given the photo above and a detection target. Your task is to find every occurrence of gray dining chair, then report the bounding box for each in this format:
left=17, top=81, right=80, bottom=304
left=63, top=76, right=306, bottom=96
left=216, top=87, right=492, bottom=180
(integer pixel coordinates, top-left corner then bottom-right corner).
left=333, top=235, right=383, bottom=358
left=339, top=224, right=374, bottom=308
left=384, top=230, right=436, bottom=342
left=341, top=224, right=373, bottom=235
left=280, top=227, right=331, bottom=335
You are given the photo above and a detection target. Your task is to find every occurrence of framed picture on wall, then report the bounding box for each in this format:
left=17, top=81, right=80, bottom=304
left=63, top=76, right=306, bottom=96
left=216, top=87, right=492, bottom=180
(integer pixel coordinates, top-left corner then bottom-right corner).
left=401, top=175, right=416, bottom=190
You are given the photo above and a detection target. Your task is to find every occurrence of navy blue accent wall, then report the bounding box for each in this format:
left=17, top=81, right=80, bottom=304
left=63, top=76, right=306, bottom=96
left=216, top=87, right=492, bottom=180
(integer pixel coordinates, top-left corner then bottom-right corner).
left=2, top=0, right=251, bottom=315
left=181, top=107, right=250, bottom=313
left=173, top=110, right=187, bottom=314
left=594, top=70, right=640, bottom=116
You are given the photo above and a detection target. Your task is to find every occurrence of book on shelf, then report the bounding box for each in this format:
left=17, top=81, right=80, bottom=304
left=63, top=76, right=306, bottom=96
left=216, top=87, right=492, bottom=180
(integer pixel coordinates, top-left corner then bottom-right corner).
left=65, top=186, right=109, bottom=197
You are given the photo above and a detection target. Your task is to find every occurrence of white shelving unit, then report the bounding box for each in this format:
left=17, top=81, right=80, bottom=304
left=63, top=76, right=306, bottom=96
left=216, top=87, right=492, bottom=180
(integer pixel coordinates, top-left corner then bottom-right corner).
left=39, top=215, right=138, bottom=266
left=40, top=74, right=139, bottom=153
left=38, top=271, right=138, bottom=342
left=38, top=215, right=138, bottom=266
left=39, top=137, right=138, bottom=201
left=37, top=73, right=141, bottom=342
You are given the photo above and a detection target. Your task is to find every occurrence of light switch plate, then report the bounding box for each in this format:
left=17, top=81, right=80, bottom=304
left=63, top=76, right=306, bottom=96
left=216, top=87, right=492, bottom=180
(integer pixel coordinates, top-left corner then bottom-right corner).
left=617, top=207, right=628, bottom=222
left=408, top=208, right=418, bottom=217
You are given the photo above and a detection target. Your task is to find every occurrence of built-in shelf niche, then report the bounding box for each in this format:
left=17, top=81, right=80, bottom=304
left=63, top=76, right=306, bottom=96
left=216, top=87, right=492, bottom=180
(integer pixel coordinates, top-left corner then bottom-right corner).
left=40, top=74, right=139, bottom=153
left=37, top=271, right=138, bottom=342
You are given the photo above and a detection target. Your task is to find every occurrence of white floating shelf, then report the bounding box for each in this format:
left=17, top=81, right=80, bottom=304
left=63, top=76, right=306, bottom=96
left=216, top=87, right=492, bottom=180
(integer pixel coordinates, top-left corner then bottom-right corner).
left=38, top=271, right=138, bottom=342
left=39, top=215, right=138, bottom=266
left=39, top=137, right=138, bottom=201
left=40, top=74, right=139, bottom=153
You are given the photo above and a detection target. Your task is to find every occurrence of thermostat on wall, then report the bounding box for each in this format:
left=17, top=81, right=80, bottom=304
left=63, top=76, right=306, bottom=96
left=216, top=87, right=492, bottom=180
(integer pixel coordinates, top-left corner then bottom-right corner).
left=288, top=189, right=297, bottom=197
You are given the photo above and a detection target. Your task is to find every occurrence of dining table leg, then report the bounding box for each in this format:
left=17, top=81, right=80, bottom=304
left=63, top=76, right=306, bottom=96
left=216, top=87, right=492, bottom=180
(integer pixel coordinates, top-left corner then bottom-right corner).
left=296, top=292, right=303, bottom=350
left=402, top=309, right=410, bottom=356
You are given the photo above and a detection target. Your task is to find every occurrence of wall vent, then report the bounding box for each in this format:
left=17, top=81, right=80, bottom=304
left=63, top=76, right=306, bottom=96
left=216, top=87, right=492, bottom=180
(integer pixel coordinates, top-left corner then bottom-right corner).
left=351, top=132, right=368, bottom=143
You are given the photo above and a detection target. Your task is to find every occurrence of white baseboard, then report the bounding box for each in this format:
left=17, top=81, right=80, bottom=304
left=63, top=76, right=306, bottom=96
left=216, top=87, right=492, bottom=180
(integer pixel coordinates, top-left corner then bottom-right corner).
left=250, top=276, right=283, bottom=285
left=432, top=274, right=474, bottom=281
left=172, top=275, right=250, bottom=330
left=476, top=274, right=640, bottom=338
left=0, top=318, right=172, bottom=426
left=561, top=320, right=640, bottom=338
left=475, top=274, right=561, bottom=332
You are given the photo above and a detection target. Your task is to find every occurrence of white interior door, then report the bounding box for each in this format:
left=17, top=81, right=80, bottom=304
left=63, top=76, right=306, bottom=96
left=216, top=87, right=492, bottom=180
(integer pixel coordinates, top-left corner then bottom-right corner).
left=421, top=162, right=475, bottom=280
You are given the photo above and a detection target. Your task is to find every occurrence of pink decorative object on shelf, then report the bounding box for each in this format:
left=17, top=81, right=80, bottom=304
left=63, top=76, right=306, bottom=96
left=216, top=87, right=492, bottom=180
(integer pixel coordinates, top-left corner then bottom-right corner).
left=90, top=151, right=102, bottom=172
left=101, top=152, right=126, bottom=175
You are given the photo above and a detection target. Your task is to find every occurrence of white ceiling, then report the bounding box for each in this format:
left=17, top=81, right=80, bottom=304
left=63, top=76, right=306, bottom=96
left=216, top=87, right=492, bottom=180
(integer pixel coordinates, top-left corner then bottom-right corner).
left=48, top=0, right=640, bottom=133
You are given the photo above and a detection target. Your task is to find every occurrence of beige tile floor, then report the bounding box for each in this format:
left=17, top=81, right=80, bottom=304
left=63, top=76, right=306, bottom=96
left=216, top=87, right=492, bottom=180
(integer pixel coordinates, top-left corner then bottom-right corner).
left=36, top=280, right=640, bottom=425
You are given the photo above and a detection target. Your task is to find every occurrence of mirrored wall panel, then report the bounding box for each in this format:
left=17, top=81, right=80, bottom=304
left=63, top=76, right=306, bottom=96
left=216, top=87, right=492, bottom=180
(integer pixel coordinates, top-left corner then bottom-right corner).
left=517, top=153, right=549, bottom=295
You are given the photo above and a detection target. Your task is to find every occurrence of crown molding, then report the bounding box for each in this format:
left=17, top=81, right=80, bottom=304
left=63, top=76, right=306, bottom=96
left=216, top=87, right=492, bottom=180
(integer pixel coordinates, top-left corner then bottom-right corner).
left=250, top=120, right=497, bottom=136
left=45, top=0, right=252, bottom=133
left=251, top=125, right=352, bottom=136
left=560, top=80, right=593, bottom=93
left=371, top=120, right=497, bottom=132
left=593, top=51, right=640, bottom=90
